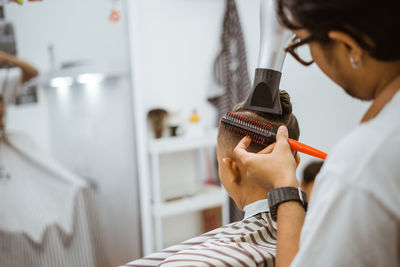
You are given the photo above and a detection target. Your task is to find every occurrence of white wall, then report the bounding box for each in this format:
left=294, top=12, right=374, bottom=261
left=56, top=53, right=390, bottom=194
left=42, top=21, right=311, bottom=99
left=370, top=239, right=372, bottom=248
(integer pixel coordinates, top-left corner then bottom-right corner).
left=5, top=0, right=128, bottom=72
left=5, top=0, right=130, bottom=153
left=47, top=77, right=141, bottom=265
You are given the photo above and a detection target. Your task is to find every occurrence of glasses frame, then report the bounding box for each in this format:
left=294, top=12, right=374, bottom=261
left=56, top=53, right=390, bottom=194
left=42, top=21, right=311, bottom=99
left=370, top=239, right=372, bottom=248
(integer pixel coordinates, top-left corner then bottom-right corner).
left=284, top=36, right=315, bottom=66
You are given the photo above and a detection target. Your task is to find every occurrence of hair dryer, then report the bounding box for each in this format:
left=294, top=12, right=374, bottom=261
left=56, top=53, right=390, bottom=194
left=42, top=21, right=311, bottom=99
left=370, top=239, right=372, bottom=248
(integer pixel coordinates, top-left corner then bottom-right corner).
left=243, top=0, right=292, bottom=115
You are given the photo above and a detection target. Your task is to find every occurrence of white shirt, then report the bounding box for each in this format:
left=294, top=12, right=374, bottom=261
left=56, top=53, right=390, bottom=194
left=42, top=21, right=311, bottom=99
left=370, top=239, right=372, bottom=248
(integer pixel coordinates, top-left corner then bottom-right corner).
left=243, top=198, right=270, bottom=220
left=291, top=92, right=400, bottom=266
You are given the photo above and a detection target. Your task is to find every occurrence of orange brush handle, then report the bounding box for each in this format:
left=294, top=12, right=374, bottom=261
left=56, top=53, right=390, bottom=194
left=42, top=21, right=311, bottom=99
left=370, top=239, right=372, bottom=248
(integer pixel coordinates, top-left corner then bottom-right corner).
left=288, top=139, right=327, bottom=160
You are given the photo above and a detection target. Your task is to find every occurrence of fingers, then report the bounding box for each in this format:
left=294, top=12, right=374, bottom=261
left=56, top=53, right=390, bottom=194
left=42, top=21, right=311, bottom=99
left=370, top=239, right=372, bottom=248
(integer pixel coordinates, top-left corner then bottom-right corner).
left=236, top=136, right=251, bottom=150
left=258, top=142, right=275, bottom=154
left=274, top=125, right=291, bottom=153
left=257, top=126, right=286, bottom=155
left=276, top=125, right=289, bottom=141
left=233, top=136, right=252, bottom=162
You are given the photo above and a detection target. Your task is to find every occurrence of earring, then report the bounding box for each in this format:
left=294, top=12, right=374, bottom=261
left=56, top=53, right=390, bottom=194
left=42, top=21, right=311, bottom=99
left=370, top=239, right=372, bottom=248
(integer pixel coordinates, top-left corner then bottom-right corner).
left=350, top=57, right=362, bottom=69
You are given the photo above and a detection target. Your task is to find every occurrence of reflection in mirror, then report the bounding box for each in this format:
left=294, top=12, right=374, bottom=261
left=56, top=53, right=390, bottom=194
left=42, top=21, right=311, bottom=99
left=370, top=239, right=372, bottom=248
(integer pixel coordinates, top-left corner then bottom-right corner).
left=1, top=1, right=141, bottom=266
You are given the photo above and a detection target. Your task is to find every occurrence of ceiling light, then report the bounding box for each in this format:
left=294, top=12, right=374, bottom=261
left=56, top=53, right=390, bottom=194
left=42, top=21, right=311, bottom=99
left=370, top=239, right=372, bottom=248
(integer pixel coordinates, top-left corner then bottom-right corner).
left=50, top=76, right=74, bottom=88
left=77, top=73, right=105, bottom=85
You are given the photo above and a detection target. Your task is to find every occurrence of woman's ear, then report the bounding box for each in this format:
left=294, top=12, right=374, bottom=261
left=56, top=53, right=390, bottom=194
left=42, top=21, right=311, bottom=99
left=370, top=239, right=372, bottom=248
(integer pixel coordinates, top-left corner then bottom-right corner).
left=222, top=158, right=241, bottom=184
left=328, top=30, right=364, bottom=65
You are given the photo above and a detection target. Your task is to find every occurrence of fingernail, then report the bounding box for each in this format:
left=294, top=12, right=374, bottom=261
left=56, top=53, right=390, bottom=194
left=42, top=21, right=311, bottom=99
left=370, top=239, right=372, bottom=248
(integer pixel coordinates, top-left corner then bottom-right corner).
left=278, top=126, right=287, bottom=134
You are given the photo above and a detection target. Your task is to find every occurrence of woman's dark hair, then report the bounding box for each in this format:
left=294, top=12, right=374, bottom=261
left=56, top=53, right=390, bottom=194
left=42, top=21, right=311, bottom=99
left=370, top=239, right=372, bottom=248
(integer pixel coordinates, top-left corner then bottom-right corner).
left=277, top=0, right=400, bottom=61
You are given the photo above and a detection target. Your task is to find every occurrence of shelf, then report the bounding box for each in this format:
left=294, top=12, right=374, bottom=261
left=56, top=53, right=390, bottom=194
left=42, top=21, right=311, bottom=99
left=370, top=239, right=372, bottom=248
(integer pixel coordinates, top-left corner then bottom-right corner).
left=152, top=185, right=227, bottom=218
left=148, top=129, right=218, bottom=154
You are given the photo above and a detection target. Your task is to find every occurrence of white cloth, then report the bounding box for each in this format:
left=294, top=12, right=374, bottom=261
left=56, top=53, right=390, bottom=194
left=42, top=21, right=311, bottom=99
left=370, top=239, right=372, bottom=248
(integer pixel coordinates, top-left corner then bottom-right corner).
left=291, top=92, right=400, bottom=266
left=0, top=68, right=23, bottom=104
left=0, top=188, right=107, bottom=267
left=0, top=132, right=107, bottom=267
left=0, top=132, right=87, bottom=243
left=243, top=198, right=270, bottom=220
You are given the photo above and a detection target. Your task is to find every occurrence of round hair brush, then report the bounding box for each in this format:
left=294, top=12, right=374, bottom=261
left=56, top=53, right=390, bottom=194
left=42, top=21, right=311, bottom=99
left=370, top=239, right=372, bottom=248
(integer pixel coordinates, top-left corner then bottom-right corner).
left=221, top=111, right=327, bottom=160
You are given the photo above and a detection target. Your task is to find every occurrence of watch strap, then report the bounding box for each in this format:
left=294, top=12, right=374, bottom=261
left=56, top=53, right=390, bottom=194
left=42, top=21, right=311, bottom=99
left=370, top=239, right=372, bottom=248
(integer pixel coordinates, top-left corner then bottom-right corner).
left=268, top=187, right=308, bottom=221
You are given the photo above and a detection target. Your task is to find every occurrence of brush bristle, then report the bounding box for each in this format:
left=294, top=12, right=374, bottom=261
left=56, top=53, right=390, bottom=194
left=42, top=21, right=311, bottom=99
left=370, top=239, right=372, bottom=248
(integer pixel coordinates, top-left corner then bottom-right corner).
left=220, top=111, right=277, bottom=146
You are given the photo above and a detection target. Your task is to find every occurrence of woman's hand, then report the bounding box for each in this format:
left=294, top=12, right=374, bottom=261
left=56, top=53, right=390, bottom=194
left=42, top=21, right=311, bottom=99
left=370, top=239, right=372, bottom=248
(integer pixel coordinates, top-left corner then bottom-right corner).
left=232, top=125, right=299, bottom=189
left=0, top=51, right=11, bottom=66
left=0, top=51, right=39, bottom=82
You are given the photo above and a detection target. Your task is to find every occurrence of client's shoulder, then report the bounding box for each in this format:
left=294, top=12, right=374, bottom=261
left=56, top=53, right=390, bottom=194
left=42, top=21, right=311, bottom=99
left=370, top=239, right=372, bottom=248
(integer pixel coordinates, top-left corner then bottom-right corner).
left=159, top=212, right=277, bottom=267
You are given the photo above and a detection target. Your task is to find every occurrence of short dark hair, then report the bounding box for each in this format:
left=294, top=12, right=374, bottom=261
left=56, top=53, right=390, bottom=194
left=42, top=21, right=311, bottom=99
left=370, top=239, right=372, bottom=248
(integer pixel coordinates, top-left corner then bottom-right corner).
left=218, top=90, right=300, bottom=155
left=277, top=0, right=400, bottom=61
left=302, top=161, right=323, bottom=185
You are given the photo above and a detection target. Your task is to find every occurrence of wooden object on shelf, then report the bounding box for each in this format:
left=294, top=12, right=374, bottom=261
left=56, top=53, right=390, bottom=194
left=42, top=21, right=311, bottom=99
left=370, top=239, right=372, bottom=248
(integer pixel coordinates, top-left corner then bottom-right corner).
left=147, top=108, right=168, bottom=138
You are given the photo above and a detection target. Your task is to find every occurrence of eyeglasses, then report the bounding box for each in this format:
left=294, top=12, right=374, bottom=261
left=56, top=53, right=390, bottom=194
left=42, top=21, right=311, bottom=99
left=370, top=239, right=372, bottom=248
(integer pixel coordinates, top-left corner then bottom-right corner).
left=284, top=36, right=315, bottom=66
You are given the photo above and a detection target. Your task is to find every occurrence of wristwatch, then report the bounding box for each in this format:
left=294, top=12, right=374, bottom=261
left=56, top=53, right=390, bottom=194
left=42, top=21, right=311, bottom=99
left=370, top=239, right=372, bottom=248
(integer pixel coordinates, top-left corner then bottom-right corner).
left=268, top=187, right=308, bottom=221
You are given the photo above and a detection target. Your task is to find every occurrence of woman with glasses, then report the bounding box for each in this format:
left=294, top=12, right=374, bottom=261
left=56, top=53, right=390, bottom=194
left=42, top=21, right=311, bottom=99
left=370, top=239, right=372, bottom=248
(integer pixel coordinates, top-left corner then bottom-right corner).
left=233, top=0, right=400, bottom=266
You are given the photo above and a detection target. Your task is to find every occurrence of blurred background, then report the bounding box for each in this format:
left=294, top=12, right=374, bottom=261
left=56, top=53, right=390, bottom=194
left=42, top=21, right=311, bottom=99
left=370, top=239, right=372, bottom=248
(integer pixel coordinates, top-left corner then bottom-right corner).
left=1, top=0, right=368, bottom=266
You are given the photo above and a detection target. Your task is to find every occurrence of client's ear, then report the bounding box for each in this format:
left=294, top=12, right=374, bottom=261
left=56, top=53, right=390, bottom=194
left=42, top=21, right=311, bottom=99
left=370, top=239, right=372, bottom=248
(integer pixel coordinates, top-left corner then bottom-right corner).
left=222, top=158, right=241, bottom=184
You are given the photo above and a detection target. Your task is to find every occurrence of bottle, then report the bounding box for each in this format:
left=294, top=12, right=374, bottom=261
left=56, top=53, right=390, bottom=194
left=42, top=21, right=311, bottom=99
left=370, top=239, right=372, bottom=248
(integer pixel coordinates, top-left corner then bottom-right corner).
left=186, top=109, right=203, bottom=136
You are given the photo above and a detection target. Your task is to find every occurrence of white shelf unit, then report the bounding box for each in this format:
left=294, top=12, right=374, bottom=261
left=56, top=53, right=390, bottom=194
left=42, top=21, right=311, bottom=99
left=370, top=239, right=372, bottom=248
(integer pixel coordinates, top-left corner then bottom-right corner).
left=148, top=129, right=230, bottom=252
left=148, top=130, right=221, bottom=154
left=152, top=184, right=227, bottom=218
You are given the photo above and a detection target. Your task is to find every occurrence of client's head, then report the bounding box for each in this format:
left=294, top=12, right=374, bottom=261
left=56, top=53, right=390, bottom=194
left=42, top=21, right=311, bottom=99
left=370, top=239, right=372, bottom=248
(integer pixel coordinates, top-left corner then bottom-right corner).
left=217, top=90, right=300, bottom=210
left=301, top=161, right=323, bottom=201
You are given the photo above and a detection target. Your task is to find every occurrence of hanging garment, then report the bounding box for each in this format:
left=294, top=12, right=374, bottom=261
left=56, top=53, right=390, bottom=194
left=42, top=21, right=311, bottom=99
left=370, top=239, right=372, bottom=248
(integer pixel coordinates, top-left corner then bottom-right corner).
left=0, top=68, right=24, bottom=105
left=0, top=133, right=107, bottom=267
left=207, top=0, right=252, bottom=123
left=207, top=0, right=249, bottom=222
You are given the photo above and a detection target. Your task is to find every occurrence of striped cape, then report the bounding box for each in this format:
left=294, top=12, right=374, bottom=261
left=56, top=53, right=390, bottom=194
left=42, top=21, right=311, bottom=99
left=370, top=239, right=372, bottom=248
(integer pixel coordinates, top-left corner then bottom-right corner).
left=122, top=212, right=276, bottom=267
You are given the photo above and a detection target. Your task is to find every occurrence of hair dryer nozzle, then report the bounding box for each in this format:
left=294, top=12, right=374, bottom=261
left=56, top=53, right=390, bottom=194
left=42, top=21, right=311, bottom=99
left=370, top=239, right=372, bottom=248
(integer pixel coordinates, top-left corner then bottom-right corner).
left=243, top=0, right=292, bottom=115
left=244, top=68, right=282, bottom=114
